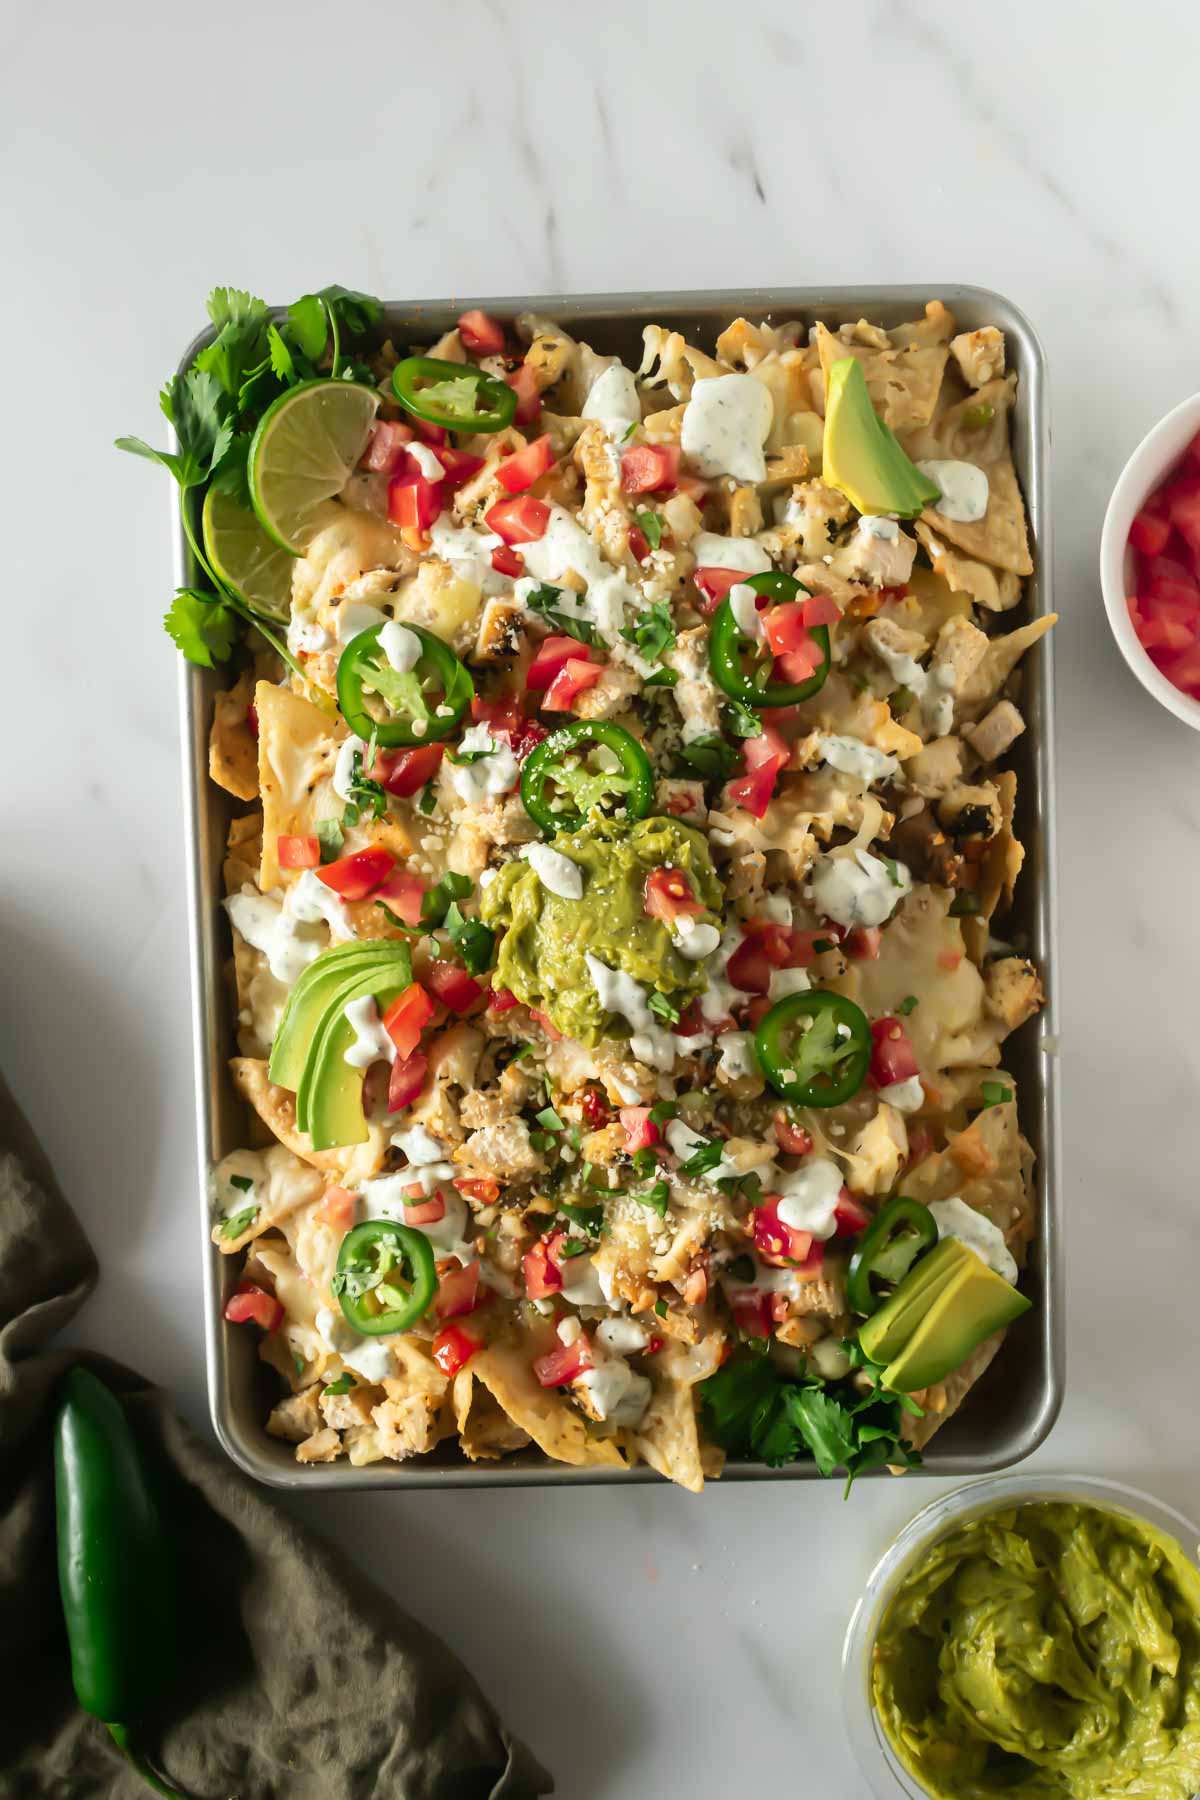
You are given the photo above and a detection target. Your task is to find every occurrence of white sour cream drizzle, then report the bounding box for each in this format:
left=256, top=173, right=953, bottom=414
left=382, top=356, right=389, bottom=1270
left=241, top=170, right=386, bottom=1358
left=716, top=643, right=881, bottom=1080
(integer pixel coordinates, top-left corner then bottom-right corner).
left=774, top=1156, right=844, bottom=1241
left=879, top=1075, right=924, bottom=1113
left=581, top=363, right=641, bottom=441
left=664, top=1118, right=739, bottom=1183
left=583, top=955, right=705, bottom=1071
left=519, top=505, right=636, bottom=643
left=689, top=531, right=773, bottom=574
left=342, top=995, right=397, bottom=1070
left=523, top=843, right=584, bottom=900
left=681, top=373, right=773, bottom=482
left=447, top=725, right=519, bottom=805
left=336, top=601, right=388, bottom=645
left=576, top=1359, right=652, bottom=1425
left=716, top=1031, right=758, bottom=1081
left=817, top=735, right=899, bottom=783
left=314, top=1305, right=395, bottom=1383
left=379, top=620, right=422, bottom=672
left=928, top=1196, right=1018, bottom=1283
left=870, top=637, right=954, bottom=737
left=809, top=848, right=912, bottom=929
left=225, top=872, right=356, bottom=987
left=332, top=734, right=368, bottom=801
left=728, top=583, right=765, bottom=640
left=857, top=515, right=900, bottom=540
left=362, top=1169, right=473, bottom=1256
left=916, top=460, right=990, bottom=523
left=405, top=442, right=445, bottom=481
left=428, top=517, right=507, bottom=595
left=672, top=917, right=721, bottom=961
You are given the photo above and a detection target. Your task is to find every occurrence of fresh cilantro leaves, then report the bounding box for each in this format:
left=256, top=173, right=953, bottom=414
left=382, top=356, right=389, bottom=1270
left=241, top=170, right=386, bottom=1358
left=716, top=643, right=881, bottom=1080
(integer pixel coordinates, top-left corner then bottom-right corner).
left=317, top=818, right=345, bottom=863
left=422, top=871, right=473, bottom=929
left=632, top=1180, right=670, bottom=1216
left=524, top=583, right=598, bottom=647
left=443, top=901, right=495, bottom=975
left=897, top=995, right=919, bottom=1016
left=633, top=509, right=664, bottom=552
left=980, top=1081, right=1013, bottom=1107
left=677, top=1137, right=725, bottom=1179
left=647, top=990, right=681, bottom=1026
left=219, top=1205, right=258, bottom=1239
left=322, top=1372, right=356, bottom=1397
left=557, top=1200, right=604, bottom=1236
left=672, top=734, right=740, bottom=780
left=721, top=698, right=764, bottom=740
left=621, top=600, right=675, bottom=665
left=163, top=589, right=239, bottom=668
left=340, top=750, right=389, bottom=827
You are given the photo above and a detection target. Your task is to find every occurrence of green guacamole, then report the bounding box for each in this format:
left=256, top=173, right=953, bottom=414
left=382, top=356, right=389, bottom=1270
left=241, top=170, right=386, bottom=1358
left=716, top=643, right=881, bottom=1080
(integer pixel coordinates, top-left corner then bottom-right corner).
left=481, top=815, right=724, bottom=1044
left=872, top=1502, right=1200, bottom=1800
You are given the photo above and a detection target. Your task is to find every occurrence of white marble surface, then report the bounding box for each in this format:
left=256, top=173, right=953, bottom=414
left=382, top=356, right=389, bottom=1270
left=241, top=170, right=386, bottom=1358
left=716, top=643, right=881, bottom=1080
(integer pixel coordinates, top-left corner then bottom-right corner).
left=4, top=1, right=1200, bottom=1791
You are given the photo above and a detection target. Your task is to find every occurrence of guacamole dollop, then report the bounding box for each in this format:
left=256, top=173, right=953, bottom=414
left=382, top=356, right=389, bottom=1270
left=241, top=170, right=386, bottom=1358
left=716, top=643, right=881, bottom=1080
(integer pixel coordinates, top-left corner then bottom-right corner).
left=481, top=815, right=724, bottom=1045
left=872, top=1501, right=1200, bottom=1800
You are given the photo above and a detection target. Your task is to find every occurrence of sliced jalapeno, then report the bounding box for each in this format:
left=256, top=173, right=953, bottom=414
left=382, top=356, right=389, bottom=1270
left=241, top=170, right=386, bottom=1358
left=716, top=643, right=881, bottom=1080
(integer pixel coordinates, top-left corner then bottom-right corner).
left=709, top=571, right=830, bottom=708
left=392, top=356, right=517, bottom=433
left=754, top=989, right=871, bottom=1107
left=846, top=1195, right=939, bottom=1317
left=520, top=720, right=655, bottom=834
left=336, top=621, right=473, bottom=746
left=334, top=1219, right=437, bottom=1335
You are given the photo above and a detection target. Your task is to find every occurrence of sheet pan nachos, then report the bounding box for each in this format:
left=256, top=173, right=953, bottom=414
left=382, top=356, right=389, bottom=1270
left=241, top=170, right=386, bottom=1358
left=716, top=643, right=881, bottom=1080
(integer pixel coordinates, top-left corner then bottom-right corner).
left=126, top=290, right=1054, bottom=1490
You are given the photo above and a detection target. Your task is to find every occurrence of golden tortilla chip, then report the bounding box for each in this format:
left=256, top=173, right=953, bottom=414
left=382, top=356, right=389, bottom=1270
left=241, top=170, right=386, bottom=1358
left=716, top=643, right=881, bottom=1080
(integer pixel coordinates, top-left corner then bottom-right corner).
left=914, top=522, right=1023, bottom=612
left=224, top=812, right=263, bottom=895
left=814, top=303, right=955, bottom=430
left=632, top=1333, right=725, bottom=1495
left=209, top=669, right=259, bottom=801
left=977, top=769, right=1023, bottom=921
left=211, top=1144, right=325, bottom=1253
left=905, top=1100, right=1033, bottom=1261
left=468, top=1342, right=625, bottom=1470
left=452, top=1367, right=533, bottom=1461
left=902, top=376, right=1033, bottom=577
left=901, top=1330, right=1007, bottom=1451
left=230, top=1057, right=389, bottom=1183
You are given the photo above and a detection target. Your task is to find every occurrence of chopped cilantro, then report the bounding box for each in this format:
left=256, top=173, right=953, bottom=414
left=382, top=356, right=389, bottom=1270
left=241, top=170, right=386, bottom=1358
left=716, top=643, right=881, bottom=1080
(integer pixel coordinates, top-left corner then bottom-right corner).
left=648, top=1100, right=678, bottom=1126
left=524, top=582, right=598, bottom=646
left=418, top=785, right=437, bottom=815
left=443, top=901, right=494, bottom=974
left=654, top=1298, right=668, bottom=1319
left=643, top=667, right=679, bottom=688
left=647, top=991, right=681, bottom=1026
left=897, top=995, right=919, bottom=1016
left=677, top=1137, right=725, bottom=1179
left=323, top=1373, right=356, bottom=1397
left=720, top=698, right=764, bottom=740
left=889, top=685, right=915, bottom=714
left=422, top=871, right=473, bottom=929
left=557, top=1200, right=603, bottom=1235
left=881, top=856, right=904, bottom=889
left=229, top=1175, right=254, bottom=1193
left=980, top=1081, right=1013, bottom=1107
left=556, top=1238, right=593, bottom=1260
left=621, top=599, right=675, bottom=665
left=673, top=734, right=740, bottom=780
left=316, top=818, right=345, bottom=863
left=535, top=1105, right=565, bottom=1133
left=219, top=1205, right=258, bottom=1239
left=633, top=1180, right=670, bottom=1216
left=633, top=509, right=664, bottom=552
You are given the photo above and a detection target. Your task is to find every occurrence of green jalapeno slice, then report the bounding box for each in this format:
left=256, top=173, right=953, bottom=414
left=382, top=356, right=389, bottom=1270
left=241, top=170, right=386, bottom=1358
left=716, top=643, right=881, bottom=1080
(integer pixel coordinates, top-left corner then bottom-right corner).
left=391, top=356, right=517, bottom=433
left=846, top=1195, right=940, bottom=1317
left=709, top=570, right=830, bottom=708
left=336, top=621, right=473, bottom=747
left=754, top=989, right=871, bottom=1107
left=334, top=1219, right=438, bottom=1335
left=520, top=719, right=655, bottom=835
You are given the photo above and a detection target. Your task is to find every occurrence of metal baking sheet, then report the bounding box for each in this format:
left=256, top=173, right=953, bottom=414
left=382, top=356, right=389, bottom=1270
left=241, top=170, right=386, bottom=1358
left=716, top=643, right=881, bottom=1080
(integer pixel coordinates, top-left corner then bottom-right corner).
left=178, top=285, right=1060, bottom=1488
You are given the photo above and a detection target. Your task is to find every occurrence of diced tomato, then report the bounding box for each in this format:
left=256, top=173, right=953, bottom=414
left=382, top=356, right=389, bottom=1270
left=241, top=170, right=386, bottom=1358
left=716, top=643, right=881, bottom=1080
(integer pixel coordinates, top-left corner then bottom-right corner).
left=457, top=308, right=506, bottom=356
left=412, top=418, right=447, bottom=447
left=526, top=634, right=589, bottom=692
left=387, top=1050, right=428, bottom=1113
left=433, top=1322, right=485, bottom=1376
left=752, top=1195, right=814, bottom=1268
left=802, top=593, right=841, bottom=628
left=317, top=846, right=395, bottom=901
left=693, top=565, right=752, bottom=612
left=224, top=1282, right=283, bottom=1332
left=937, top=949, right=963, bottom=972
left=373, top=867, right=427, bottom=926
left=620, top=444, right=679, bottom=493
left=833, top=1188, right=872, bottom=1237
left=619, top=1106, right=660, bottom=1152
left=742, top=994, right=773, bottom=1029
left=491, top=544, right=525, bottom=577
left=362, top=418, right=414, bottom=473
left=489, top=987, right=520, bottom=1014
left=580, top=1086, right=611, bottom=1129
left=496, top=434, right=556, bottom=494
left=277, top=834, right=319, bottom=869
left=382, top=983, right=435, bottom=1059
left=643, top=866, right=706, bottom=922
left=774, top=1115, right=813, bottom=1156
left=762, top=602, right=811, bottom=656
left=424, top=960, right=483, bottom=1014
left=628, top=524, right=651, bottom=563
left=523, top=1232, right=566, bottom=1300
left=437, top=447, right=485, bottom=487
left=1165, top=476, right=1200, bottom=558
left=845, top=926, right=883, bottom=961
left=529, top=1007, right=562, bottom=1040
left=373, top=743, right=444, bottom=798
left=484, top=494, right=550, bottom=545
left=315, top=1185, right=358, bottom=1232
left=728, top=1289, right=774, bottom=1338
left=455, top=1176, right=500, bottom=1206
left=543, top=658, right=605, bottom=712
left=435, top=1259, right=483, bottom=1322
left=723, top=724, right=790, bottom=820
left=1143, top=572, right=1199, bottom=612
left=726, top=918, right=805, bottom=994
left=404, top=1191, right=447, bottom=1226
left=1157, top=639, right=1200, bottom=694
left=726, top=939, right=772, bottom=995
left=1129, top=509, right=1173, bottom=557
left=533, top=1332, right=595, bottom=1388
left=506, top=362, right=542, bottom=427
left=388, top=473, right=443, bottom=531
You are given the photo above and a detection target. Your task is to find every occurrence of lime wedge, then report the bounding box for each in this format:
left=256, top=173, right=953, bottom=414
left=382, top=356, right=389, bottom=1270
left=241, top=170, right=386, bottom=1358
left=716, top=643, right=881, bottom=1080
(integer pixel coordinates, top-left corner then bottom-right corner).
left=203, top=484, right=296, bottom=620
left=248, top=379, right=379, bottom=555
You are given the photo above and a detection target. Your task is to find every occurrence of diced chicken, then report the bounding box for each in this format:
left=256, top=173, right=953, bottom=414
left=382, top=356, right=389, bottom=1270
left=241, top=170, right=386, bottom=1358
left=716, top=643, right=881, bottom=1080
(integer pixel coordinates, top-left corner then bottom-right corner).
left=372, top=1394, right=443, bottom=1461
left=864, top=615, right=929, bottom=666
left=957, top=616, right=1057, bottom=711
left=320, top=1386, right=379, bottom=1433
left=473, top=598, right=523, bottom=664
left=667, top=626, right=722, bottom=741
left=967, top=700, right=1026, bottom=763
left=456, top=1118, right=544, bottom=1182
left=950, top=328, right=1005, bottom=389
left=573, top=663, right=641, bottom=720
left=661, top=491, right=703, bottom=545
left=785, top=480, right=852, bottom=560
left=394, top=556, right=487, bottom=654
left=295, top=1427, right=342, bottom=1464
left=523, top=331, right=574, bottom=393
left=848, top=1105, right=909, bottom=1196
left=459, top=1088, right=513, bottom=1130
left=656, top=777, right=707, bottom=822
left=984, top=957, right=1044, bottom=1029
left=267, top=1385, right=324, bottom=1443
left=932, top=616, right=990, bottom=694
left=785, top=1272, right=845, bottom=1323
left=834, top=521, right=917, bottom=590
left=903, top=735, right=966, bottom=799
left=727, top=485, right=764, bottom=537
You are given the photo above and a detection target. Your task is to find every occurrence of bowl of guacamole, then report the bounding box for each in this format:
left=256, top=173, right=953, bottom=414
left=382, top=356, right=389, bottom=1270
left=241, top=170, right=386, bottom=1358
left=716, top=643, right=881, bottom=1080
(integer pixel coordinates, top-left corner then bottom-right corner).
left=843, top=1474, right=1200, bottom=1800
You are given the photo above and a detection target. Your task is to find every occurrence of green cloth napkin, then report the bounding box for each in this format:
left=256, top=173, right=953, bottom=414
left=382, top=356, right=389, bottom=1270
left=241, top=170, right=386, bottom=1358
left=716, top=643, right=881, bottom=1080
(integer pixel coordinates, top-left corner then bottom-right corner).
left=0, top=1073, right=552, bottom=1798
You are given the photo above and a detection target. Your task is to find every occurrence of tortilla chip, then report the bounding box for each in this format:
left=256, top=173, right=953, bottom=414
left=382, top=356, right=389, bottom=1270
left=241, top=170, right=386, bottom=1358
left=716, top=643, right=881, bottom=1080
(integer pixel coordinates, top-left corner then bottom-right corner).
left=901, top=1330, right=1007, bottom=1451
left=958, top=615, right=1056, bottom=715
left=209, top=670, right=259, bottom=800
left=905, top=1099, right=1034, bottom=1261
left=452, top=1367, right=533, bottom=1461
left=977, top=769, right=1023, bottom=921
left=914, top=522, right=1023, bottom=612
left=468, top=1342, right=625, bottom=1470
left=814, top=303, right=955, bottom=430
left=210, top=1144, right=326, bottom=1254
left=902, top=376, right=1033, bottom=577
left=230, top=1057, right=389, bottom=1183
left=632, top=1333, right=725, bottom=1495
left=224, top=812, right=263, bottom=895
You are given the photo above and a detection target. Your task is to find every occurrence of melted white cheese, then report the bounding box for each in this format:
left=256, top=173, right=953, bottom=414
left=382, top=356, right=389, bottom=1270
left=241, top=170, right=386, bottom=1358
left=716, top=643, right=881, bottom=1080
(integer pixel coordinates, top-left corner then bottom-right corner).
left=681, top=373, right=773, bottom=482
left=342, top=995, right=397, bottom=1070
left=917, top=460, right=990, bottom=524
left=524, top=843, right=584, bottom=900
left=879, top=1075, right=924, bottom=1113
left=809, top=849, right=911, bottom=929
left=576, top=1359, right=652, bottom=1425
left=581, top=363, right=641, bottom=441
left=775, top=1156, right=844, bottom=1241
left=928, top=1196, right=1018, bottom=1283
left=211, top=1148, right=270, bottom=1216
left=689, top=531, right=772, bottom=575
left=596, top=1316, right=649, bottom=1355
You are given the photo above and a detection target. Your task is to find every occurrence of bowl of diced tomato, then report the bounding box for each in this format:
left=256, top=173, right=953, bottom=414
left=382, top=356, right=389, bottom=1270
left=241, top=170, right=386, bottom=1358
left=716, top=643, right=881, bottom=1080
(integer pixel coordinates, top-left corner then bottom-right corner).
left=1101, top=392, right=1200, bottom=727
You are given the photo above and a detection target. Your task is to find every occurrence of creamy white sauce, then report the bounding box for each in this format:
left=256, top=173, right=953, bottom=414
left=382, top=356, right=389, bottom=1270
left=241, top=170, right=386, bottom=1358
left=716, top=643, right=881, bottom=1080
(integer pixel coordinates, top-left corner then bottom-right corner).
left=342, top=995, right=397, bottom=1070
left=332, top=734, right=368, bottom=802
left=340, top=1339, right=396, bottom=1384
left=519, top=505, right=636, bottom=643
left=775, top=1156, right=844, bottom=1241
left=665, top=1118, right=739, bottom=1183
left=698, top=926, right=744, bottom=1026
left=447, top=725, right=520, bottom=805
left=681, top=373, right=773, bottom=482
left=392, top=1123, right=450, bottom=1167
left=689, top=531, right=772, bottom=575
left=225, top=872, right=355, bottom=988
left=857, top=515, right=900, bottom=540
left=379, top=620, right=423, bottom=672
left=523, top=843, right=584, bottom=900
left=576, top=1359, right=652, bottom=1425
left=809, top=849, right=911, bottom=929
left=288, top=606, right=332, bottom=656
left=581, top=362, right=641, bottom=442
left=879, top=1075, right=924, bottom=1113
left=362, top=1174, right=472, bottom=1259
left=212, top=1148, right=269, bottom=1216
left=596, top=1316, right=649, bottom=1355
left=428, top=517, right=506, bottom=595
left=672, top=917, right=721, bottom=961
left=558, top=1252, right=611, bottom=1308
left=288, top=869, right=357, bottom=937
left=336, top=601, right=389, bottom=645
left=817, top=735, right=899, bottom=783
left=928, top=1196, right=1018, bottom=1283
left=405, top=441, right=445, bottom=481
left=768, top=965, right=811, bottom=1001
left=917, top=459, right=990, bottom=524
left=583, top=955, right=704, bottom=1072
left=728, top=582, right=765, bottom=640
left=717, top=1031, right=758, bottom=1081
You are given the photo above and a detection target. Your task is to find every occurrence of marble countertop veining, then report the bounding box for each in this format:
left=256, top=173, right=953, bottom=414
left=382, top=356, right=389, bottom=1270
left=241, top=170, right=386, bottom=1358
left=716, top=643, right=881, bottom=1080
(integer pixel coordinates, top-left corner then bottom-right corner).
left=4, top=0, right=1200, bottom=1791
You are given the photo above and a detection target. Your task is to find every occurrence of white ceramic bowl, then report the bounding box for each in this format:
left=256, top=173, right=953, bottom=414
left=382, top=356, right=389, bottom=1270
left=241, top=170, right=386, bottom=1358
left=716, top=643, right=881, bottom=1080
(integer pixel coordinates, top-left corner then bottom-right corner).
left=842, top=1472, right=1200, bottom=1800
left=1100, top=391, right=1200, bottom=730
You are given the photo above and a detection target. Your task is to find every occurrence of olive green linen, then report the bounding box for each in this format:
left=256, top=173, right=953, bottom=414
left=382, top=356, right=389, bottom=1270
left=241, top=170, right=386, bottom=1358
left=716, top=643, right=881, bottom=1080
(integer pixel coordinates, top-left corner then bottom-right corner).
left=0, top=1073, right=552, bottom=1798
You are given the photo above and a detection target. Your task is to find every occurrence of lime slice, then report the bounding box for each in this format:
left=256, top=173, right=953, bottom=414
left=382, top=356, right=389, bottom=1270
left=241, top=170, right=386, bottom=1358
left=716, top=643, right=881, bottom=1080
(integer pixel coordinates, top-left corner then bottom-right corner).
left=203, top=484, right=296, bottom=619
left=248, top=379, right=379, bottom=555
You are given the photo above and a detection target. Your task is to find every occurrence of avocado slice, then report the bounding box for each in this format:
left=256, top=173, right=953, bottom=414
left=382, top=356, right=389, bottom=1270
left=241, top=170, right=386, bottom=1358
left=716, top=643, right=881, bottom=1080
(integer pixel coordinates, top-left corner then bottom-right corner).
left=303, top=966, right=413, bottom=1151
left=823, top=358, right=942, bottom=519
left=270, top=941, right=407, bottom=1094
left=858, top=1238, right=969, bottom=1366
left=882, top=1248, right=1031, bottom=1393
